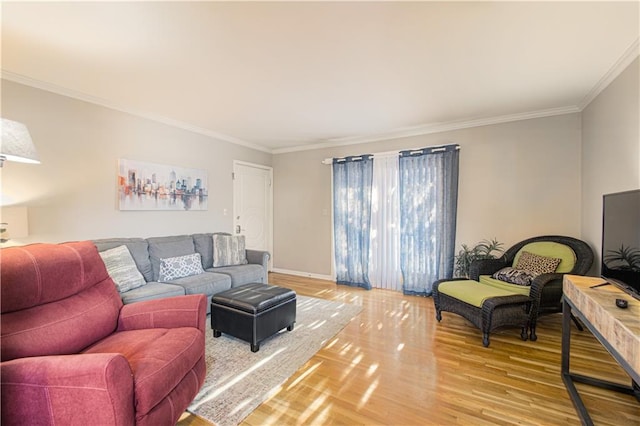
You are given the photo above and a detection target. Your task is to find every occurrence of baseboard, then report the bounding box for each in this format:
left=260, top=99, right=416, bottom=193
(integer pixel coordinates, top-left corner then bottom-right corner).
left=270, top=268, right=334, bottom=282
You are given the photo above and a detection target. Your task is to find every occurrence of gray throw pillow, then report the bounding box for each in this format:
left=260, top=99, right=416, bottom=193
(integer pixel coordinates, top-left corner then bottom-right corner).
left=158, top=253, right=205, bottom=282
left=99, top=245, right=146, bottom=293
left=213, top=234, right=248, bottom=267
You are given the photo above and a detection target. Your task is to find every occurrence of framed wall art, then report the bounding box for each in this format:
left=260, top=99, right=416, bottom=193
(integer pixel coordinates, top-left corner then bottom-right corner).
left=118, top=159, right=208, bottom=211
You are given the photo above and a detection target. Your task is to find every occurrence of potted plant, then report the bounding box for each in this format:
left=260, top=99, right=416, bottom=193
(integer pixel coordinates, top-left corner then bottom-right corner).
left=454, top=238, right=504, bottom=278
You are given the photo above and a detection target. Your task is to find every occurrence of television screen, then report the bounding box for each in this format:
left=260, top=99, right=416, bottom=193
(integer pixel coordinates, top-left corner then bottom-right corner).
left=601, top=189, right=640, bottom=299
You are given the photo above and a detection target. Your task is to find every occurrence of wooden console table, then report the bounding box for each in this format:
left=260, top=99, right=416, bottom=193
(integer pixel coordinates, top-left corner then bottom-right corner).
left=562, top=275, right=640, bottom=425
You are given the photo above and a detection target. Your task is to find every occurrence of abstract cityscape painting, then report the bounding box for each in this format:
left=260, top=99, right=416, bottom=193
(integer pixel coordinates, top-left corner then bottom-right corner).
left=118, top=159, right=208, bottom=211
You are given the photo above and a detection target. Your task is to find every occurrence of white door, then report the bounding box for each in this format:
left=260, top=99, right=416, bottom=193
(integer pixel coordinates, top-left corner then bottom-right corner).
left=233, top=161, right=273, bottom=269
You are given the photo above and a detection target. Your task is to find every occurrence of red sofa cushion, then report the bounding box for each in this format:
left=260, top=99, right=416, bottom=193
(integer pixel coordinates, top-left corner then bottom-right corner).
left=1, top=242, right=123, bottom=362
left=1, top=241, right=116, bottom=313
left=83, top=327, right=204, bottom=415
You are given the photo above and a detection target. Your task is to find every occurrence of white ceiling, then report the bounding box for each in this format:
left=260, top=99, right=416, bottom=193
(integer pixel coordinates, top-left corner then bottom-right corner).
left=2, top=1, right=639, bottom=153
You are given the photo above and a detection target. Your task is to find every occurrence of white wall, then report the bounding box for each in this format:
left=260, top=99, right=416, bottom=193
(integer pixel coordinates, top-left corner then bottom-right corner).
left=0, top=80, right=272, bottom=244
left=6, top=54, right=635, bottom=276
left=581, top=57, right=640, bottom=275
left=273, top=113, right=582, bottom=277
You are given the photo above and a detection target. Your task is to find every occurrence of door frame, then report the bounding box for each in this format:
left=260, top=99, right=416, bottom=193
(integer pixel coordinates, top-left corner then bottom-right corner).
left=233, top=160, right=274, bottom=270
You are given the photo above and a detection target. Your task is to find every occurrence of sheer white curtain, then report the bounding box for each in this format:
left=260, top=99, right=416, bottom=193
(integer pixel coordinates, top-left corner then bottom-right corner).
left=369, top=154, right=402, bottom=291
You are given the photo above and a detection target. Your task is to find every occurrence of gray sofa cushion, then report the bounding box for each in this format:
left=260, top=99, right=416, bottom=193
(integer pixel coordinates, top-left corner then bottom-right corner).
left=167, top=271, right=232, bottom=296
left=192, top=233, right=214, bottom=269
left=120, top=282, right=185, bottom=304
left=147, top=235, right=196, bottom=281
left=93, top=238, right=153, bottom=282
left=167, top=271, right=232, bottom=315
left=208, top=264, right=265, bottom=286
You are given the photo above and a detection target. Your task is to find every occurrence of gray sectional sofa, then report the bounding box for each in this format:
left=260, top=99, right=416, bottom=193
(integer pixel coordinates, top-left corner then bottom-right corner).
left=93, top=233, right=269, bottom=312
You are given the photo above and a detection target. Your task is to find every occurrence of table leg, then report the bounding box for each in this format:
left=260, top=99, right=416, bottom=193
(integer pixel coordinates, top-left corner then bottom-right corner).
left=561, top=299, right=594, bottom=426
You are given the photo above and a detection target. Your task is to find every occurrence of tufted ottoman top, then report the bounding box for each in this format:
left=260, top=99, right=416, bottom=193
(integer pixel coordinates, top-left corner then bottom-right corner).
left=212, top=283, right=296, bottom=314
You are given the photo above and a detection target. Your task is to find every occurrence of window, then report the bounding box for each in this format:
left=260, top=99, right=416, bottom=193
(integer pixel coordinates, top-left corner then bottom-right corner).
left=333, top=145, right=459, bottom=295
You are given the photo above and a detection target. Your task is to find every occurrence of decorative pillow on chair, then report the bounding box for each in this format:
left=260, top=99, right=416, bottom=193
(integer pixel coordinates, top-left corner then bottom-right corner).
left=492, top=267, right=536, bottom=286
left=213, top=234, right=248, bottom=267
left=99, top=245, right=146, bottom=293
left=158, top=253, right=205, bottom=282
left=514, top=251, right=562, bottom=276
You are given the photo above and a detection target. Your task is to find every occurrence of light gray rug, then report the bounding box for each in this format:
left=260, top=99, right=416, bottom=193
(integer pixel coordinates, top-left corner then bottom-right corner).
left=188, top=295, right=363, bottom=426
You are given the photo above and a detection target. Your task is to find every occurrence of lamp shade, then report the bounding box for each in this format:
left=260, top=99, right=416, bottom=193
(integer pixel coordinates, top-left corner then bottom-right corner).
left=1, top=118, right=40, bottom=164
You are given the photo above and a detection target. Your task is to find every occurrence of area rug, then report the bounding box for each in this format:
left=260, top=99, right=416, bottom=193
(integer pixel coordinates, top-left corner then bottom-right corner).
left=187, top=295, right=363, bottom=426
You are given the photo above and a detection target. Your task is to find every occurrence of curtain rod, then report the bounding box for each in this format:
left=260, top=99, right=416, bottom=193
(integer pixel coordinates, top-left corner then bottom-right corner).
left=321, top=143, right=459, bottom=165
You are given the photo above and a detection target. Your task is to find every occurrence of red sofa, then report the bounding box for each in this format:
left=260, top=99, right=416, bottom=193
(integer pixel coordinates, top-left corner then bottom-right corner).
left=0, top=241, right=207, bottom=425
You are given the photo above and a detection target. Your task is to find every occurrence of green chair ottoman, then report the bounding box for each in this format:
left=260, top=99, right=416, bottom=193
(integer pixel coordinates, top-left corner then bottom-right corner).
left=433, top=279, right=531, bottom=347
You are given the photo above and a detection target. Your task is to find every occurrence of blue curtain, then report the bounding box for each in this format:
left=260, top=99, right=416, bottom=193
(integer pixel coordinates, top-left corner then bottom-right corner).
left=399, top=145, right=459, bottom=295
left=333, top=155, right=373, bottom=289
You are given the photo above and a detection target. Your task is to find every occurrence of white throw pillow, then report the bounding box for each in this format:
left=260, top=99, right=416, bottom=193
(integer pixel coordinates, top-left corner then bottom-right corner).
left=99, top=245, right=146, bottom=293
left=212, top=234, right=248, bottom=267
left=158, top=253, right=205, bottom=282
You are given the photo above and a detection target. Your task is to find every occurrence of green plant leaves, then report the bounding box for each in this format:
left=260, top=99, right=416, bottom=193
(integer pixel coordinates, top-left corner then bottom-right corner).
left=454, top=238, right=504, bottom=278
left=604, top=244, right=640, bottom=271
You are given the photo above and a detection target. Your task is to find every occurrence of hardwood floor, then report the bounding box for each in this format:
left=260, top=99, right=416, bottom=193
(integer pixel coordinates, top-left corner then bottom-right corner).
left=178, top=273, right=639, bottom=425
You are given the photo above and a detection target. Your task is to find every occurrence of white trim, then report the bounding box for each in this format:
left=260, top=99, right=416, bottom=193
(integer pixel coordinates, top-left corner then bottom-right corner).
left=233, top=160, right=273, bottom=171
left=272, top=106, right=579, bottom=154
left=578, top=38, right=640, bottom=111
left=0, top=70, right=272, bottom=154
left=271, top=268, right=334, bottom=282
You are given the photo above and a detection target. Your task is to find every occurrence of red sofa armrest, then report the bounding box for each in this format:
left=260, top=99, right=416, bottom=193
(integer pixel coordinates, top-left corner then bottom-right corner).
left=1, top=354, right=134, bottom=426
left=117, top=294, right=207, bottom=332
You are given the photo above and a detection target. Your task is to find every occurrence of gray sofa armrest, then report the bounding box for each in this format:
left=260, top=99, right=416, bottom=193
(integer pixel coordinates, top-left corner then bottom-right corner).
left=246, top=249, right=270, bottom=271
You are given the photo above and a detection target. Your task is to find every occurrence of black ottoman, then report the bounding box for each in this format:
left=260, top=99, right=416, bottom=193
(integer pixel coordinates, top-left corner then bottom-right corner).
left=211, top=283, right=297, bottom=352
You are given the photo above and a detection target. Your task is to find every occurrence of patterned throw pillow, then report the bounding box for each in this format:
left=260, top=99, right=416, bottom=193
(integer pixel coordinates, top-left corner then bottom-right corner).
left=213, top=234, right=248, bottom=267
left=492, top=267, right=536, bottom=286
left=99, top=245, right=146, bottom=293
left=158, top=253, right=205, bottom=282
left=514, top=251, right=562, bottom=277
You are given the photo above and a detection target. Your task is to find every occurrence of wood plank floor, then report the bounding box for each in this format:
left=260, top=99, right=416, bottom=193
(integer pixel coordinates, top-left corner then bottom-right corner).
left=178, top=273, right=640, bottom=425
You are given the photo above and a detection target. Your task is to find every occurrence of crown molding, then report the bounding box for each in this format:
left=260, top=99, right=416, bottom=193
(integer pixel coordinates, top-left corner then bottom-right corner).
left=578, top=37, right=640, bottom=111
left=272, top=106, right=580, bottom=154
left=0, top=70, right=273, bottom=154
left=7, top=51, right=632, bottom=157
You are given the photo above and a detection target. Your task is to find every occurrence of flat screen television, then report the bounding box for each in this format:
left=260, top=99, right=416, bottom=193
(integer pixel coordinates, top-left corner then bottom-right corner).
left=601, top=189, right=640, bottom=300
